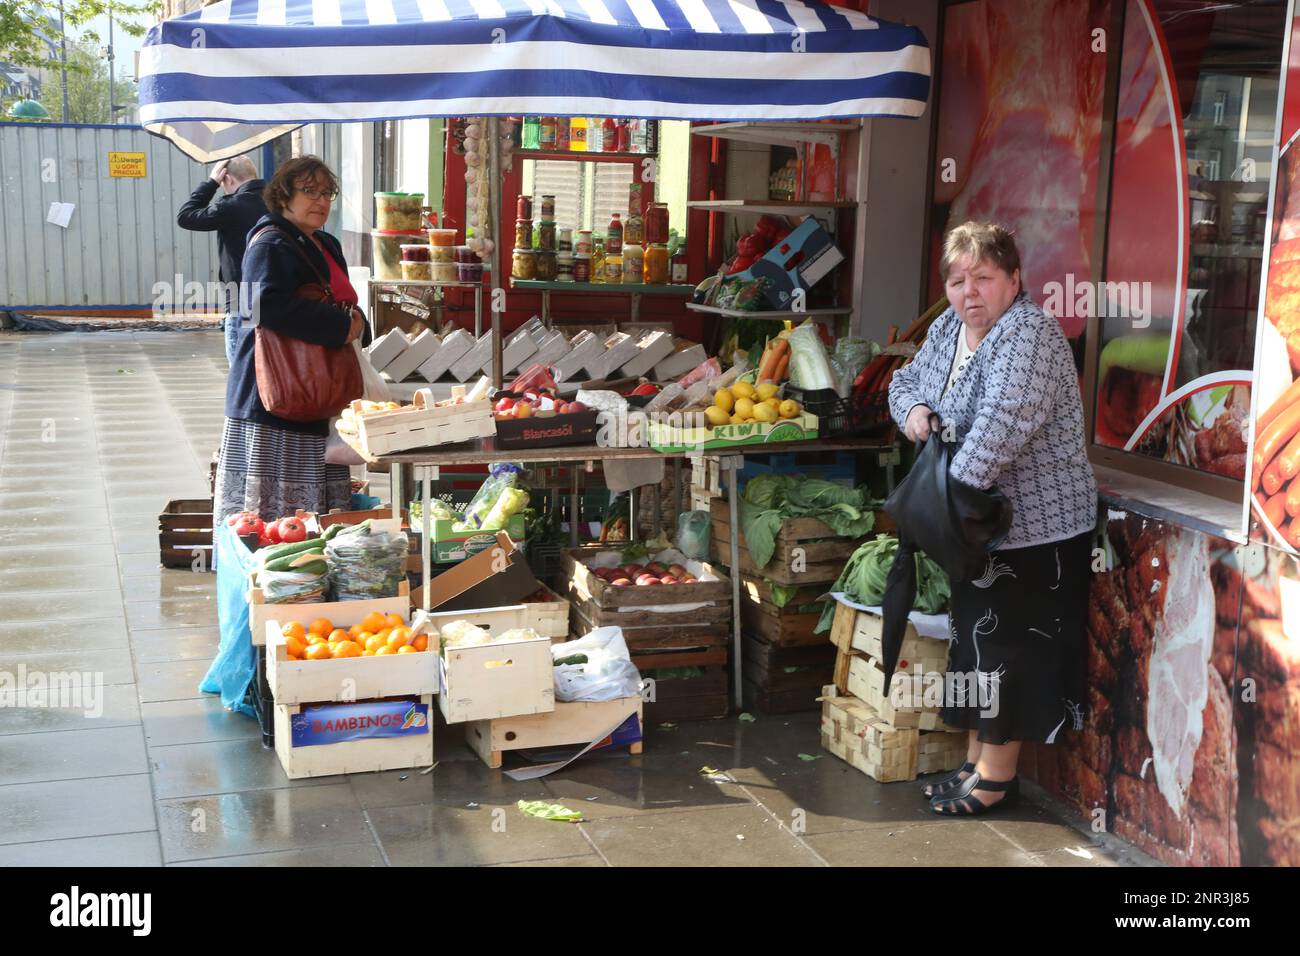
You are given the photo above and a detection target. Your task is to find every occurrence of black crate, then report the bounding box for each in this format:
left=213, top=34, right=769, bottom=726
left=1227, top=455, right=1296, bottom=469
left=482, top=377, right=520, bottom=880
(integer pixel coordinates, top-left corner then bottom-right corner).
left=785, top=385, right=893, bottom=438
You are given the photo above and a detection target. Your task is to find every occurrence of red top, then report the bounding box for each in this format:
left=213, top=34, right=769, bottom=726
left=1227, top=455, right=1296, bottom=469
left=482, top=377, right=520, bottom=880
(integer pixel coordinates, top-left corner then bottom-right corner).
left=316, top=236, right=358, bottom=306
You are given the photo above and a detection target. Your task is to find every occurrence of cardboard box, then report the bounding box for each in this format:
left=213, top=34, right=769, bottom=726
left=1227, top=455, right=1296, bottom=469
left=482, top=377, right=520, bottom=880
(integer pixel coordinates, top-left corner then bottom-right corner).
left=382, top=328, right=440, bottom=383
left=618, top=329, right=676, bottom=379
left=411, top=531, right=539, bottom=611
left=484, top=328, right=538, bottom=377
left=275, top=695, right=434, bottom=779
left=418, top=328, right=474, bottom=383
left=367, top=328, right=410, bottom=372
left=493, top=409, right=599, bottom=450
left=732, top=217, right=845, bottom=311
left=653, top=341, right=707, bottom=382
left=553, top=330, right=605, bottom=382
left=419, top=513, right=527, bottom=563
left=450, top=332, right=493, bottom=382
left=585, top=332, right=641, bottom=381
left=532, top=329, right=570, bottom=368
left=437, top=631, right=555, bottom=723
left=647, top=412, right=818, bottom=454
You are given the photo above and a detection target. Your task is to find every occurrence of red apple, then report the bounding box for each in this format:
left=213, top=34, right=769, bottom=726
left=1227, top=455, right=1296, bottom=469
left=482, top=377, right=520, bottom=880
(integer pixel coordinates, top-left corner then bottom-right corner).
left=646, top=562, right=667, bottom=575
left=494, top=397, right=516, bottom=413
left=635, top=573, right=660, bottom=586
left=680, top=575, right=698, bottom=584
left=566, top=401, right=588, bottom=414
left=610, top=577, right=632, bottom=586
left=622, top=564, right=643, bottom=577
left=668, top=564, right=687, bottom=578
left=660, top=575, right=678, bottom=585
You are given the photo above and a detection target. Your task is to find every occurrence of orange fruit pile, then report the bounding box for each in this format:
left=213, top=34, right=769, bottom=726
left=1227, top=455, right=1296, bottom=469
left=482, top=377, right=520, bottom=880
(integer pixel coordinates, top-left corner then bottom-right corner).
left=281, top=615, right=429, bottom=661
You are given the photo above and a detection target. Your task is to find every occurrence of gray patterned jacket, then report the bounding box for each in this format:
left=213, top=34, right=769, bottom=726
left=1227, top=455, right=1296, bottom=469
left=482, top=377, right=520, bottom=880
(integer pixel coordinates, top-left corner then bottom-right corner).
left=888, top=292, right=1098, bottom=550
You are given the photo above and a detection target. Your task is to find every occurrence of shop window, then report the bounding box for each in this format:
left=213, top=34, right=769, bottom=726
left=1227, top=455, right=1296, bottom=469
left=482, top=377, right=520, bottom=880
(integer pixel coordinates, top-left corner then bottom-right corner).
left=1093, top=0, right=1284, bottom=487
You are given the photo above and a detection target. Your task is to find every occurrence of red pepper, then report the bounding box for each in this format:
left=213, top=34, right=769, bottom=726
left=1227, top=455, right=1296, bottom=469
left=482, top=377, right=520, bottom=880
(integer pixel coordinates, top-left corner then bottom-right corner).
left=631, top=383, right=658, bottom=397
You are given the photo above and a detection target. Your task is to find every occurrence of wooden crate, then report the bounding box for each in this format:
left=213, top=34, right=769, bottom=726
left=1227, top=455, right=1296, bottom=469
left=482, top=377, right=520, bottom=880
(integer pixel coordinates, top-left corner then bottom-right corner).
left=709, top=498, right=863, bottom=586
left=248, top=579, right=411, bottom=648
left=264, top=619, right=438, bottom=705
left=641, top=665, right=730, bottom=722
left=438, top=632, right=555, bottom=724
left=419, top=583, right=570, bottom=640
left=740, top=636, right=834, bottom=714
left=739, top=594, right=825, bottom=648
left=274, top=695, right=434, bottom=779
left=917, top=730, right=968, bottom=775
left=743, top=681, right=824, bottom=715
left=465, top=696, right=643, bottom=769
left=845, top=654, right=951, bottom=731
left=567, top=590, right=731, bottom=652
left=820, top=689, right=919, bottom=783
left=159, top=498, right=214, bottom=570
left=341, top=394, right=495, bottom=459
left=830, top=601, right=952, bottom=668
left=562, top=547, right=731, bottom=609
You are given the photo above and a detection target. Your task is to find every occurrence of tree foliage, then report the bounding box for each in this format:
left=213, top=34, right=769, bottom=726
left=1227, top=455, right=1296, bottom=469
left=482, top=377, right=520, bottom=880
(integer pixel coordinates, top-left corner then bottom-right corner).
left=1, top=1, right=156, bottom=69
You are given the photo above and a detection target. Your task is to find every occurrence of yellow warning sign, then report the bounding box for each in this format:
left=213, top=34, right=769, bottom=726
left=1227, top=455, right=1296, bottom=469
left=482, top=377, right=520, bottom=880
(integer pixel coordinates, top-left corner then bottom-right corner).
left=108, top=152, right=147, bottom=178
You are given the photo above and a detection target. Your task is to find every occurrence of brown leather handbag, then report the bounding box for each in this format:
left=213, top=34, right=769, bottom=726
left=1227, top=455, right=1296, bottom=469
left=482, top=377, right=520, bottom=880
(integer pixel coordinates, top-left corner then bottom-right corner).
left=247, top=226, right=363, bottom=422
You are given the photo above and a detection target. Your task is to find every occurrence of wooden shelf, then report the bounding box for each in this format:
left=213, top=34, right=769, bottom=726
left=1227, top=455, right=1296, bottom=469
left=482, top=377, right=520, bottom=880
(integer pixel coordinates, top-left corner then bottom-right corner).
left=691, top=121, right=858, bottom=148
left=686, top=303, right=851, bottom=319
left=509, top=280, right=693, bottom=295
left=687, top=199, right=855, bottom=217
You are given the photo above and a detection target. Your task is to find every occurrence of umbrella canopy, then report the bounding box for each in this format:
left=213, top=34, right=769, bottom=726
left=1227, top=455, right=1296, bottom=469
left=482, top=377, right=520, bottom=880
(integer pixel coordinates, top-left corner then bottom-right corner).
left=138, top=0, right=930, bottom=160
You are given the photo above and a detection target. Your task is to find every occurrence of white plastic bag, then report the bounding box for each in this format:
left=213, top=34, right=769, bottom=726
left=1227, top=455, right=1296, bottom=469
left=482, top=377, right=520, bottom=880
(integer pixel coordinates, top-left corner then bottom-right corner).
left=551, top=627, right=643, bottom=702
left=327, top=341, right=391, bottom=465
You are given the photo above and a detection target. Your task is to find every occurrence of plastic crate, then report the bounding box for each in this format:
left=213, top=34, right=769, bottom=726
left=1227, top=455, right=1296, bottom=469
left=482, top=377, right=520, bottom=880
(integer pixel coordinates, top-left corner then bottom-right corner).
left=248, top=646, right=275, bottom=748
left=785, top=385, right=893, bottom=438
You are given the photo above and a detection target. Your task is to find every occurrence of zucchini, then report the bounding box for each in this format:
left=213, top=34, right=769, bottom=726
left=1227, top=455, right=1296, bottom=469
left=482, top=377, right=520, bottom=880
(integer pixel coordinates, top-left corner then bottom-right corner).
left=322, top=522, right=344, bottom=541
left=288, top=559, right=328, bottom=575
left=336, top=519, right=373, bottom=537
left=259, top=536, right=326, bottom=564
left=263, top=544, right=326, bottom=572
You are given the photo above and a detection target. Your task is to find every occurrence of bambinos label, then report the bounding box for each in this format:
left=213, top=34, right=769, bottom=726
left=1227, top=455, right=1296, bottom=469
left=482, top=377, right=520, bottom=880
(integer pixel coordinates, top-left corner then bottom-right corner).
left=291, top=699, right=429, bottom=748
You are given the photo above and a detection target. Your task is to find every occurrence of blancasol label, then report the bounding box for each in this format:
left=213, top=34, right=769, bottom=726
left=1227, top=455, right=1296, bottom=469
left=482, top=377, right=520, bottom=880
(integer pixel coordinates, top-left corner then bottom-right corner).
left=291, top=699, right=429, bottom=748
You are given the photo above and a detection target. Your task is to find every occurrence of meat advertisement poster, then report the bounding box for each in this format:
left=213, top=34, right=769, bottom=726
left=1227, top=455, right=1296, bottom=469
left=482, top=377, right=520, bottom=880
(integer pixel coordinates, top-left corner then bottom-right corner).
left=1029, top=511, right=1298, bottom=866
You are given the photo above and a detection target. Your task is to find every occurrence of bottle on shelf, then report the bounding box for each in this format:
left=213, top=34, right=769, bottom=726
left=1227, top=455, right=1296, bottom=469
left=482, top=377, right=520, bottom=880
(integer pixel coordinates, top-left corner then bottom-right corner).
left=602, top=117, right=617, bottom=154
left=671, top=244, right=689, bottom=284
left=591, top=236, right=606, bottom=284
left=555, top=117, right=570, bottom=151
left=606, top=213, right=623, bottom=256
left=625, top=183, right=644, bottom=246
left=569, top=116, right=588, bottom=152
left=522, top=116, right=540, bottom=150
left=616, top=118, right=632, bottom=154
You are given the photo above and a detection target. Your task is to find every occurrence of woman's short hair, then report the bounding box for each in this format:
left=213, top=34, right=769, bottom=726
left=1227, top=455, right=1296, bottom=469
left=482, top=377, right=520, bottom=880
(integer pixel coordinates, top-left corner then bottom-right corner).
left=263, top=156, right=339, bottom=216
left=941, top=221, right=1022, bottom=280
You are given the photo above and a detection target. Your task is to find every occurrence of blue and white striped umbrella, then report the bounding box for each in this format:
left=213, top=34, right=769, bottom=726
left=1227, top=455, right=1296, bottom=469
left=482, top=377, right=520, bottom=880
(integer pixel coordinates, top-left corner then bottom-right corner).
left=139, top=0, right=930, bottom=161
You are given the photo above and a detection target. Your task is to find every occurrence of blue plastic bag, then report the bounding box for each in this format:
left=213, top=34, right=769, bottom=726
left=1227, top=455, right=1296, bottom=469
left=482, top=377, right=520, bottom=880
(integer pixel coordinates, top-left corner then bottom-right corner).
left=201, top=521, right=258, bottom=717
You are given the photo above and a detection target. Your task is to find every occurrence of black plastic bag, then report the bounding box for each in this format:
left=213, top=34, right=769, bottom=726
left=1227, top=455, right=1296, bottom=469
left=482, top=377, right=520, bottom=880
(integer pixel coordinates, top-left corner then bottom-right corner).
left=877, top=416, right=1012, bottom=687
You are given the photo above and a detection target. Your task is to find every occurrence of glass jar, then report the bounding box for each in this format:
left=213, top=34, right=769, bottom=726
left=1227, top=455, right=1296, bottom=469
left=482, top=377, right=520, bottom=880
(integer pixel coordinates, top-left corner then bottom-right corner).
left=536, top=250, right=558, bottom=281
left=576, top=230, right=593, bottom=256
left=645, top=203, right=669, bottom=245
left=604, top=255, right=623, bottom=283
left=625, top=210, right=643, bottom=246
left=557, top=254, right=575, bottom=282
left=514, top=218, right=533, bottom=249
left=512, top=247, right=538, bottom=280
left=644, top=243, right=669, bottom=284
left=574, top=254, right=591, bottom=283
left=622, top=244, right=644, bottom=284
left=671, top=247, right=689, bottom=284
left=540, top=194, right=556, bottom=220
left=537, top=220, right=557, bottom=252
left=558, top=227, right=573, bottom=254
left=517, top=195, right=533, bottom=220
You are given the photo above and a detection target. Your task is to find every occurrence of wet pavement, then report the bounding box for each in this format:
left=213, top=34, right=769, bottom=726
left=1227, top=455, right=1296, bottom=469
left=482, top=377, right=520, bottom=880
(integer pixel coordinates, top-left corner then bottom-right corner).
left=0, top=331, right=1136, bottom=867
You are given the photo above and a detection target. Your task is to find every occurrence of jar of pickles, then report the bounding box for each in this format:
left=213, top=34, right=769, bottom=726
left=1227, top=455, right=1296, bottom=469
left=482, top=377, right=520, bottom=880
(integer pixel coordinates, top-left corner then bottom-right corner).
left=512, top=247, right=538, bottom=280
left=514, top=218, right=533, bottom=249
left=557, top=254, right=575, bottom=282
left=536, top=250, right=558, bottom=281
left=644, top=242, right=669, bottom=284
left=574, top=255, right=591, bottom=282
left=540, top=194, right=556, bottom=220
left=537, top=220, right=556, bottom=252
left=622, top=244, right=644, bottom=284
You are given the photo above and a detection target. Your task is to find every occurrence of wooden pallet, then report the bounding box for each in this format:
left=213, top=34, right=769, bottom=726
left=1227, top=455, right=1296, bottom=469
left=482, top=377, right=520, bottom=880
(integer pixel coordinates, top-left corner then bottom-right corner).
left=820, top=689, right=918, bottom=783
left=159, top=498, right=214, bottom=570
left=465, top=697, right=643, bottom=770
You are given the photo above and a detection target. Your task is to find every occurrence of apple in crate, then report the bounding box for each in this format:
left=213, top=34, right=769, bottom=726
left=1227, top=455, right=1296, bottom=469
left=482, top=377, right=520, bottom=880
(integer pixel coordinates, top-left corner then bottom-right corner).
left=668, top=564, right=687, bottom=578
left=610, top=577, right=632, bottom=586
left=622, top=564, right=643, bottom=578
left=635, top=573, right=661, bottom=586
left=660, top=575, right=678, bottom=585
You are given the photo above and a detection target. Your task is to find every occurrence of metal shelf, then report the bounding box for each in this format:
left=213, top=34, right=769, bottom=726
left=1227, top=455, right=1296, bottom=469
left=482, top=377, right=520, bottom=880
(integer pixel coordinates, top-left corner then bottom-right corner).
left=686, top=303, right=851, bottom=319
left=691, top=121, right=858, bottom=148
left=370, top=279, right=484, bottom=289
left=687, top=199, right=855, bottom=217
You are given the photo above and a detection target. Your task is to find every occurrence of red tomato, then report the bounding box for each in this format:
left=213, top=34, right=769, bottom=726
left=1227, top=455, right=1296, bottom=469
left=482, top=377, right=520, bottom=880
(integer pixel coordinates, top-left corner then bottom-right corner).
left=277, top=517, right=308, bottom=543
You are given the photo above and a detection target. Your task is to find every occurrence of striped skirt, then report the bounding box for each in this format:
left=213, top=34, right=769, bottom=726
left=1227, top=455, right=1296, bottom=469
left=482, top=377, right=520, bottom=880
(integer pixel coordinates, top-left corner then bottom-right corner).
left=214, top=418, right=351, bottom=523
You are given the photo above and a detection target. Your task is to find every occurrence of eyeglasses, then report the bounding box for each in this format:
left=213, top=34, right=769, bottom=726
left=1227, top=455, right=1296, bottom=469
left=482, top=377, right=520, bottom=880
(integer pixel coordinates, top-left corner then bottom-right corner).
left=296, top=185, right=339, bottom=201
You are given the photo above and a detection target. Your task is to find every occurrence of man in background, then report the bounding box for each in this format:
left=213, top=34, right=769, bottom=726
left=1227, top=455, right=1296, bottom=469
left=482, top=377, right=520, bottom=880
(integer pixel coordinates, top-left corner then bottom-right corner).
left=177, top=155, right=267, bottom=364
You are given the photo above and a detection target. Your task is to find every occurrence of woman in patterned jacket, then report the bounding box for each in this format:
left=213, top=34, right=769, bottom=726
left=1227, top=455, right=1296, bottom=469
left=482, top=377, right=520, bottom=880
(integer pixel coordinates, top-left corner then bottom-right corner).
left=888, top=222, right=1098, bottom=816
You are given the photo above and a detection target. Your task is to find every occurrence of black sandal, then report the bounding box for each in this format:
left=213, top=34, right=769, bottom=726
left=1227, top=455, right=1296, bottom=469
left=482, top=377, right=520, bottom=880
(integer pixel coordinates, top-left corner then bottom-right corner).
left=930, top=772, right=1019, bottom=816
left=920, top=762, right=976, bottom=799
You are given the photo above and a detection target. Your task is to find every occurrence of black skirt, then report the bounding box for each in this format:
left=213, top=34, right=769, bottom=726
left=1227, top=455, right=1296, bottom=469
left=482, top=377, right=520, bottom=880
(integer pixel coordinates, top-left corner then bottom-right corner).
left=940, top=530, right=1092, bottom=745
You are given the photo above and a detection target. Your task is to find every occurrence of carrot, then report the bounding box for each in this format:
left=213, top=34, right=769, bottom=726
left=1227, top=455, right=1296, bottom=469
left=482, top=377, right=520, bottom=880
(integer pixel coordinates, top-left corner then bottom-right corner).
left=1253, top=401, right=1300, bottom=475
left=1258, top=378, right=1300, bottom=433
left=773, top=351, right=790, bottom=382
left=759, top=338, right=788, bottom=383
left=1263, top=459, right=1285, bottom=495
left=1263, top=491, right=1288, bottom=528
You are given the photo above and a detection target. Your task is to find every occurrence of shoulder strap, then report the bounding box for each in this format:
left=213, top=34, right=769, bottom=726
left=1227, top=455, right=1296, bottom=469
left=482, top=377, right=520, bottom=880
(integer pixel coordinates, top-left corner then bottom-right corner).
left=248, top=224, right=329, bottom=288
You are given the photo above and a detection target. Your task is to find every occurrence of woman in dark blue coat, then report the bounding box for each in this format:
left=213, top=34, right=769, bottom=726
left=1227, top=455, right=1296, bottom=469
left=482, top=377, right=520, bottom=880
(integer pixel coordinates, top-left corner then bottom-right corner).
left=213, top=156, right=368, bottom=523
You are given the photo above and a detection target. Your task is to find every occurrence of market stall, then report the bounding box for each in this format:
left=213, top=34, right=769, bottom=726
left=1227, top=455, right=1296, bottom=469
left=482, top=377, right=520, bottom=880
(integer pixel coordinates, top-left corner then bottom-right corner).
left=139, top=0, right=933, bottom=776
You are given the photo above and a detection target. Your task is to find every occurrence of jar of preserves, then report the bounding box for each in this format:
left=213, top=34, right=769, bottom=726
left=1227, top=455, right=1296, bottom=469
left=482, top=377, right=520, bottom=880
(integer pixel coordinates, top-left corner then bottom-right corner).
left=604, top=255, right=623, bottom=283
left=671, top=246, right=689, bottom=284
left=558, top=227, right=573, bottom=254
left=574, top=254, right=591, bottom=282
left=517, top=195, right=533, bottom=220
left=557, top=254, right=575, bottom=282
left=645, top=203, right=669, bottom=245
left=540, top=194, right=556, bottom=220
left=536, top=250, right=558, bottom=281
left=622, top=243, right=644, bottom=283
left=576, top=230, right=593, bottom=256
left=537, top=220, right=557, bottom=251
left=644, top=243, right=669, bottom=284
left=512, top=247, right=538, bottom=280
left=514, top=218, right=533, bottom=249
